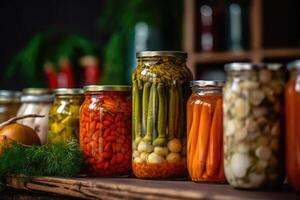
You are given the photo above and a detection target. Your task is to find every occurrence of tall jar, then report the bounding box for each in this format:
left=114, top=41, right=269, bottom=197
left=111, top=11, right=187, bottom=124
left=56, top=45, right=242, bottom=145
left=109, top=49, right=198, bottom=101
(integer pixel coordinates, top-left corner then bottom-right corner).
left=187, top=80, right=225, bottom=183
left=17, top=88, right=54, bottom=144
left=223, top=63, right=285, bottom=189
left=285, top=60, right=300, bottom=192
left=0, top=90, right=21, bottom=123
left=132, top=51, right=192, bottom=179
left=80, top=85, right=132, bottom=176
left=48, top=88, right=84, bottom=144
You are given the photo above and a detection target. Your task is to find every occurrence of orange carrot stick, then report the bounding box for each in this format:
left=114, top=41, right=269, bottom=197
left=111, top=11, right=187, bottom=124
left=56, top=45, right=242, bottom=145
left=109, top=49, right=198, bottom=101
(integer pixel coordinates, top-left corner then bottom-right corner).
left=206, top=99, right=223, bottom=177
left=193, top=102, right=212, bottom=178
left=217, top=137, right=225, bottom=179
left=187, top=101, right=201, bottom=177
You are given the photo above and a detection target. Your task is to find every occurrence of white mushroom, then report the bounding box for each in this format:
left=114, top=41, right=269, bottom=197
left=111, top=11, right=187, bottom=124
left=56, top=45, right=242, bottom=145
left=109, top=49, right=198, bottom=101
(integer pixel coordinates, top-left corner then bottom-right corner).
left=140, top=152, right=149, bottom=161
left=167, top=138, right=182, bottom=153
left=259, top=69, right=272, bottom=83
left=236, top=127, right=248, bottom=141
left=248, top=172, right=265, bottom=187
left=255, top=146, right=272, bottom=160
left=271, top=122, right=280, bottom=137
left=234, top=98, right=250, bottom=119
left=257, top=136, right=269, bottom=146
left=166, top=152, right=181, bottom=163
left=245, top=117, right=259, bottom=133
left=237, top=143, right=250, bottom=153
left=249, top=90, right=265, bottom=106
left=225, top=120, right=236, bottom=136
left=252, top=107, right=268, bottom=118
left=230, top=153, right=252, bottom=178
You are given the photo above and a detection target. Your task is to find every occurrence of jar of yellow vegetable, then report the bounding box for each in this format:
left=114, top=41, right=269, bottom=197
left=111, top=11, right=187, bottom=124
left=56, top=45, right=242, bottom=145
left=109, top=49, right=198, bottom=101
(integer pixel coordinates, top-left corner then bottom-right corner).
left=132, top=51, right=192, bottom=179
left=48, top=88, right=84, bottom=143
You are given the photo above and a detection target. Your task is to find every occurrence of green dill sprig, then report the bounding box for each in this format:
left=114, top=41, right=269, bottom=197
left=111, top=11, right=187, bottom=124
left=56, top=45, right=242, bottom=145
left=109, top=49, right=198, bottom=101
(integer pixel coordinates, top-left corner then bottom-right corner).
left=0, top=141, right=83, bottom=179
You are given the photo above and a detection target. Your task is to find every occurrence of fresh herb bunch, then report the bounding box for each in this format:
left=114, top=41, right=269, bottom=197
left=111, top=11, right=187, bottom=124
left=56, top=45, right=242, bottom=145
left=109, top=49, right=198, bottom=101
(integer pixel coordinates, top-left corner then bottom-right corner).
left=0, top=141, right=83, bottom=179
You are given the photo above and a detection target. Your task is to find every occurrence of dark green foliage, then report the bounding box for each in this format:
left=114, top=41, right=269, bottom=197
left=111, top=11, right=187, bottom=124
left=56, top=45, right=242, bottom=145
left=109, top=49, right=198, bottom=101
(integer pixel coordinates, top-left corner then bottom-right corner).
left=0, top=141, right=83, bottom=179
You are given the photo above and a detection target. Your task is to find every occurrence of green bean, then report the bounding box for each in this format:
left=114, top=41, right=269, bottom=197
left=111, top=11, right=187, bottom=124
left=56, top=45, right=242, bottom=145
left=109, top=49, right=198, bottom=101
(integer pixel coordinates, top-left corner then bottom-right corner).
left=152, top=83, right=159, bottom=140
left=153, top=83, right=167, bottom=146
left=132, top=83, right=136, bottom=140
left=143, top=83, right=156, bottom=142
left=142, top=82, right=151, bottom=134
left=133, top=82, right=142, bottom=143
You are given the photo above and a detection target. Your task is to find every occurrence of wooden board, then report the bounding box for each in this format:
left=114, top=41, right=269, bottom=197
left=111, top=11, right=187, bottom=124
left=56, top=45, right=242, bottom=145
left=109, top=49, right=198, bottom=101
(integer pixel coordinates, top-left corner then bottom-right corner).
left=2, top=176, right=300, bottom=200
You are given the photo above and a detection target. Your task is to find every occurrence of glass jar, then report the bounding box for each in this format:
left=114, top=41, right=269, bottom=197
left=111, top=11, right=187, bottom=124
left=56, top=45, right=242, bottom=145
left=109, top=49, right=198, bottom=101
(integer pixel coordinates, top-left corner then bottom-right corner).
left=285, top=60, right=300, bottom=192
left=132, top=51, right=192, bottom=179
left=223, top=63, right=285, bottom=189
left=80, top=85, right=132, bottom=176
left=17, top=88, right=54, bottom=144
left=187, top=80, right=225, bottom=183
left=0, top=90, right=21, bottom=123
left=48, top=88, right=84, bottom=144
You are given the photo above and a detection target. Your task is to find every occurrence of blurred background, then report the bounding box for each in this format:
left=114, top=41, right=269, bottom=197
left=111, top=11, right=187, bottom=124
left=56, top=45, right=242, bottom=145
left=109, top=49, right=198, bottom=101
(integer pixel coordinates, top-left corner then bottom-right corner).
left=0, top=0, right=299, bottom=89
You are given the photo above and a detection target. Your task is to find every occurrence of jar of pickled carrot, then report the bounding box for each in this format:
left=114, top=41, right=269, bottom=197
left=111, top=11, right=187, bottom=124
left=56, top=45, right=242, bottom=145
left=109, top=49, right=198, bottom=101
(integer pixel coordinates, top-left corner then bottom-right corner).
left=132, top=51, right=192, bottom=179
left=80, top=85, right=132, bottom=176
left=187, top=80, right=225, bottom=183
left=223, top=63, right=285, bottom=189
left=285, top=60, right=300, bottom=192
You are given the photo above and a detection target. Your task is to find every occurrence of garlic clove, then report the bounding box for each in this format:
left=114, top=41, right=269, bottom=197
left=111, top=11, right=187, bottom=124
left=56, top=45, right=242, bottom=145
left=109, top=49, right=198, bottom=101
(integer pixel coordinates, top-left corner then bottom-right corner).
left=249, top=172, right=265, bottom=187
left=235, top=98, right=250, bottom=119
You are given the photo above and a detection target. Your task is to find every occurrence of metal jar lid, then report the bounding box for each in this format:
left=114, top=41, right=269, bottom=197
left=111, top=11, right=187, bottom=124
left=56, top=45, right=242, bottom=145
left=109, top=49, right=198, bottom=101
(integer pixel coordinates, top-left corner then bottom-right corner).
left=190, top=80, right=225, bottom=87
left=225, top=62, right=283, bottom=71
left=0, top=90, right=21, bottom=102
left=287, top=60, right=300, bottom=70
left=136, top=51, right=187, bottom=58
left=22, top=88, right=52, bottom=95
left=84, top=85, right=132, bottom=92
left=54, top=88, right=83, bottom=95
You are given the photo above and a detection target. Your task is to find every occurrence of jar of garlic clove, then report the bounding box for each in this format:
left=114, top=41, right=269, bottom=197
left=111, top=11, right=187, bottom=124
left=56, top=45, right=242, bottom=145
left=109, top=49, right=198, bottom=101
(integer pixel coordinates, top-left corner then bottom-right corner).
left=223, top=63, right=285, bottom=190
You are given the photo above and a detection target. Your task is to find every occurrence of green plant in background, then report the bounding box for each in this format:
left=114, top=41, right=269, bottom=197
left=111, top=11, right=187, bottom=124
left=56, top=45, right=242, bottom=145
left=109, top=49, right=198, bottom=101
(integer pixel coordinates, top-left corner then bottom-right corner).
left=98, top=0, right=183, bottom=85
left=3, top=30, right=97, bottom=88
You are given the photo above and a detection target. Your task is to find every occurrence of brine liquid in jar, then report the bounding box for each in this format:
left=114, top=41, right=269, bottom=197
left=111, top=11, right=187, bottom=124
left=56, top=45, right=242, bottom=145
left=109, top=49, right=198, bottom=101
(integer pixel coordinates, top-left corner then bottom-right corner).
left=132, top=51, right=193, bottom=179
left=187, top=80, right=225, bottom=183
left=80, top=85, right=132, bottom=176
left=223, top=63, right=285, bottom=189
left=48, top=88, right=84, bottom=144
left=285, top=60, right=300, bottom=192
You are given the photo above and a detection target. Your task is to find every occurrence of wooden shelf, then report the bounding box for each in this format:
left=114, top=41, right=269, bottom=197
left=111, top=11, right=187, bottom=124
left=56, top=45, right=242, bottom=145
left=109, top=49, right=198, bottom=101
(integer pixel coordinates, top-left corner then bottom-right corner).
left=2, top=176, right=300, bottom=200
left=184, top=0, right=300, bottom=78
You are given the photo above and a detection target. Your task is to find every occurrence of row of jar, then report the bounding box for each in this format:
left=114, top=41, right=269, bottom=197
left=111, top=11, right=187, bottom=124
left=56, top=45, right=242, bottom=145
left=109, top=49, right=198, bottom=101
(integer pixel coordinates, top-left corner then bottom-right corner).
left=0, top=51, right=299, bottom=192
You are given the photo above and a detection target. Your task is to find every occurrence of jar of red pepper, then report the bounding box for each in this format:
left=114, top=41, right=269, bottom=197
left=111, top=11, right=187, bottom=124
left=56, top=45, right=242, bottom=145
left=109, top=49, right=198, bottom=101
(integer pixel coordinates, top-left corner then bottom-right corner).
left=80, top=85, right=132, bottom=176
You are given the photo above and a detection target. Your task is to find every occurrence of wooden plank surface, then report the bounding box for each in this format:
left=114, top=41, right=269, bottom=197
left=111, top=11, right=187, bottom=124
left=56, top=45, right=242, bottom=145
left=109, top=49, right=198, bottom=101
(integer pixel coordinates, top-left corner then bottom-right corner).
left=2, top=177, right=300, bottom=200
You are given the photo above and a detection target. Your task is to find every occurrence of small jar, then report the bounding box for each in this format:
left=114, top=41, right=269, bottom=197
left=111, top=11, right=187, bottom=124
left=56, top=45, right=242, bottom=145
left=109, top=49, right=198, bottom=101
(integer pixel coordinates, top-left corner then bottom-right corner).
left=223, top=63, right=285, bottom=189
left=285, top=60, right=300, bottom=192
left=17, top=88, right=54, bottom=144
left=187, top=80, right=225, bottom=183
left=0, top=90, right=21, bottom=123
left=48, top=88, right=84, bottom=144
left=80, top=85, right=132, bottom=176
left=132, top=51, right=192, bottom=179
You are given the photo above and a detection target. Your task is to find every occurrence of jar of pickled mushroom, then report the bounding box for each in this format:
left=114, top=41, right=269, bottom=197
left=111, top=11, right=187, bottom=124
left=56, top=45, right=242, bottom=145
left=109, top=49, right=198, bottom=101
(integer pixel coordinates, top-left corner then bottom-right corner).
left=223, top=63, right=285, bottom=189
left=132, top=51, right=192, bottom=179
left=187, top=80, right=225, bottom=183
left=0, top=90, right=21, bottom=123
left=285, top=60, right=300, bottom=192
left=48, top=88, right=84, bottom=144
left=17, top=88, right=54, bottom=144
left=80, top=85, right=132, bottom=176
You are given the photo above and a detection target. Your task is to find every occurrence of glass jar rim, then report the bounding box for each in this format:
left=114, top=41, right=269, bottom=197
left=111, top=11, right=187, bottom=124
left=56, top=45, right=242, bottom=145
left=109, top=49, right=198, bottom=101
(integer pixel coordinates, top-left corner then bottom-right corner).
left=0, top=90, right=21, bottom=102
left=54, top=88, right=83, bottom=95
left=225, top=62, right=283, bottom=71
left=287, top=60, right=300, bottom=70
left=136, top=51, right=187, bottom=59
left=22, top=88, right=52, bottom=95
left=190, top=80, right=225, bottom=87
left=84, top=85, right=131, bottom=92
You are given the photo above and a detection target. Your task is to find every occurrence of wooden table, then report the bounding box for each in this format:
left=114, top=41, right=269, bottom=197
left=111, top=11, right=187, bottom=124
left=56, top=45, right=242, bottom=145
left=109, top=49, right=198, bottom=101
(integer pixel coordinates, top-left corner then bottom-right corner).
left=2, top=177, right=300, bottom=200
